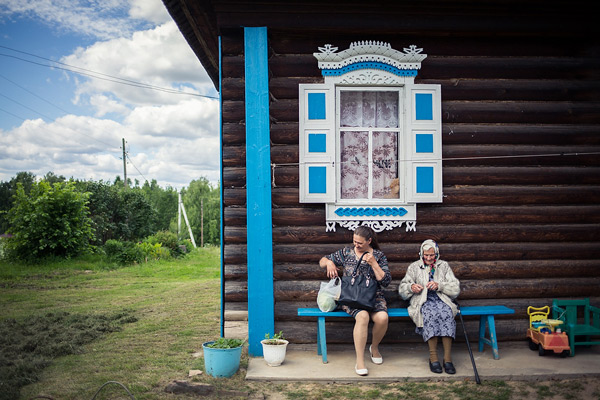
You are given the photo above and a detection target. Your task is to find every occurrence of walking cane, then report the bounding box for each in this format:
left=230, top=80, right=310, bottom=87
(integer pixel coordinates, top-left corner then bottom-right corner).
left=456, top=301, right=481, bottom=384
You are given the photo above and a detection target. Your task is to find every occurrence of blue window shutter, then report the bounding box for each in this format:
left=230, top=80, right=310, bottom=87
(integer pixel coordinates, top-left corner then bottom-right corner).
left=415, top=93, right=433, bottom=120
left=308, top=133, right=327, bottom=153
left=416, top=166, right=434, bottom=193
left=299, top=84, right=335, bottom=203
left=308, top=93, right=327, bottom=120
left=405, top=84, right=443, bottom=203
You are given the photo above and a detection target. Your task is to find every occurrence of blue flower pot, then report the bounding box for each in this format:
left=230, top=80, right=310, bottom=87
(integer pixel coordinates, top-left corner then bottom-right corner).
left=202, top=341, right=243, bottom=378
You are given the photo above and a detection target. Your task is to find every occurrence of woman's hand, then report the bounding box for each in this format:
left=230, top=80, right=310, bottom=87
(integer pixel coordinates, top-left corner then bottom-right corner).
left=411, top=283, right=424, bottom=293
left=326, top=261, right=339, bottom=278
left=426, top=281, right=439, bottom=291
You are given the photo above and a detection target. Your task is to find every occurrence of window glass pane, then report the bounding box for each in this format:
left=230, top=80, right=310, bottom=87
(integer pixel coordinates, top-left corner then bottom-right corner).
left=340, top=131, right=368, bottom=199
left=376, top=92, right=399, bottom=128
left=372, top=131, right=399, bottom=199
left=341, top=91, right=398, bottom=128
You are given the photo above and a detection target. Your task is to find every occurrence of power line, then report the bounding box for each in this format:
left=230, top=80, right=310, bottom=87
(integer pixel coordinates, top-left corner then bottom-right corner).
left=125, top=153, right=148, bottom=183
left=0, top=45, right=218, bottom=99
left=0, top=73, right=73, bottom=115
left=0, top=105, right=27, bottom=121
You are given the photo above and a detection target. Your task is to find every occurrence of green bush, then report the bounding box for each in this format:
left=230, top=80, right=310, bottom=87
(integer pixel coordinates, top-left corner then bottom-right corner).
left=145, top=231, right=190, bottom=258
left=4, top=181, right=94, bottom=261
left=137, top=241, right=170, bottom=262
left=103, top=239, right=143, bottom=265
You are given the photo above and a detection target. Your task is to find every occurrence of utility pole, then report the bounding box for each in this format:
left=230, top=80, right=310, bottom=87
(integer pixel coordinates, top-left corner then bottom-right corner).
left=178, top=192, right=197, bottom=248
left=122, top=138, right=127, bottom=188
left=201, top=198, right=204, bottom=248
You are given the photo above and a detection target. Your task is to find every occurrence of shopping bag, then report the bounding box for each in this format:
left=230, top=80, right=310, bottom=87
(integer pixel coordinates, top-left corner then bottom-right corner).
left=317, top=277, right=341, bottom=312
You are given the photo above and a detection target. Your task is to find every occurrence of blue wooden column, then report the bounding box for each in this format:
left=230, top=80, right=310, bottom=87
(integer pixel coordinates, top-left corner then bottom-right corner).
left=244, top=26, right=274, bottom=356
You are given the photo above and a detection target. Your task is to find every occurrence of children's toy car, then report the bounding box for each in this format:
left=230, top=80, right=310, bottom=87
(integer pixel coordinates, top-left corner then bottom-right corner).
left=526, top=306, right=570, bottom=357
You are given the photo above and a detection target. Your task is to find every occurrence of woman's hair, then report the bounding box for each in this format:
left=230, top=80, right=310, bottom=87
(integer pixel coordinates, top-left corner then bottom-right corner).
left=354, top=225, right=380, bottom=250
left=419, top=239, right=439, bottom=259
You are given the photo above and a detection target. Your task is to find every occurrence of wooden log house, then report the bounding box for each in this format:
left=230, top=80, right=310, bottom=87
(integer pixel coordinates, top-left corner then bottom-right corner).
left=162, top=0, right=600, bottom=356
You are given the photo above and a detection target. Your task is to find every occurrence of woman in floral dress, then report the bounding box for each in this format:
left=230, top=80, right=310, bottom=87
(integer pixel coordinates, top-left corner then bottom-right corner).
left=399, top=239, right=460, bottom=374
left=319, top=226, right=391, bottom=376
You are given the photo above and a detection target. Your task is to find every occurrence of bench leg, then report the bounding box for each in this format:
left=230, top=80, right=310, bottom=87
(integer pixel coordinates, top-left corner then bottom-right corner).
left=317, top=317, right=328, bottom=363
left=478, top=315, right=500, bottom=360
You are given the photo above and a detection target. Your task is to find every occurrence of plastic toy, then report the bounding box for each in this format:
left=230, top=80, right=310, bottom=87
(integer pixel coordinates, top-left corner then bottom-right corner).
left=526, top=306, right=570, bottom=357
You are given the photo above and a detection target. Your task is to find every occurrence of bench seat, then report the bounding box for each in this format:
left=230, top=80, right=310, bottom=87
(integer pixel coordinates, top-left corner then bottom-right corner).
left=298, top=305, right=515, bottom=363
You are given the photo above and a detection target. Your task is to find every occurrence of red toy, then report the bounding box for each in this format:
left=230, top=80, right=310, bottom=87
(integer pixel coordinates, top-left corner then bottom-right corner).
left=526, top=306, right=570, bottom=357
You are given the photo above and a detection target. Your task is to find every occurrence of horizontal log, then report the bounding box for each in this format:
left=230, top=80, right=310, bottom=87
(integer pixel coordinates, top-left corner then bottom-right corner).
left=270, top=32, right=586, bottom=58
left=222, top=242, right=598, bottom=264
left=269, top=76, right=600, bottom=101
left=266, top=98, right=600, bottom=124
left=267, top=278, right=600, bottom=303
left=223, top=143, right=599, bottom=168
left=222, top=122, right=245, bottom=145
left=442, top=124, right=600, bottom=146
left=224, top=260, right=600, bottom=281
left=225, top=223, right=600, bottom=245
left=223, top=188, right=246, bottom=206
left=271, top=165, right=600, bottom=187
left=223, top=122, right=600, bottom=147
left=269, top=186, right=600, bottom=207
left=271, top=205, right=600, bottom=226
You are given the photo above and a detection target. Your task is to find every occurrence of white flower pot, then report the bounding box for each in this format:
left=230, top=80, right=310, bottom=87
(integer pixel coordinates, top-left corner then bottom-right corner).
left=260, top=339, right=289, bottom=366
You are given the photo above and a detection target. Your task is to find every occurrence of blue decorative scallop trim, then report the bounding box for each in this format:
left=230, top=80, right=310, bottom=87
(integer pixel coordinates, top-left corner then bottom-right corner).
left=322, top=62, right=418, bottom=77
left=334, top=207, right=408, bottom=217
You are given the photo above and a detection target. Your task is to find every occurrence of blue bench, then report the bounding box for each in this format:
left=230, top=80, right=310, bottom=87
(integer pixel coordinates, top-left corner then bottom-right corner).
left=297, top=305, right=515, bottom=363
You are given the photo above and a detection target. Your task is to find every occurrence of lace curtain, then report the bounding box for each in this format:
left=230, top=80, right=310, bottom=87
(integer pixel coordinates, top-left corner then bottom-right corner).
left=340, top=91, right=399, bottom=199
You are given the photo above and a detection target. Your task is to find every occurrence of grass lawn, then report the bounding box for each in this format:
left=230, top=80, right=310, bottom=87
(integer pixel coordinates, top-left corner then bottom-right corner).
left=1, top=248, right=599, bottom=400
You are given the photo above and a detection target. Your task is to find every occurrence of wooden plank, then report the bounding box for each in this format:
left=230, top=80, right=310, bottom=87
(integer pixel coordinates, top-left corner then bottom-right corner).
left=236, top=205, right=600, bottom=226
left=225, top=224, right=600, bottom=244
left=222, top=143, right=600, bottom=167
left=270, top=186, right=600, bottom=207
left=271, top=165, right=600, bottom=187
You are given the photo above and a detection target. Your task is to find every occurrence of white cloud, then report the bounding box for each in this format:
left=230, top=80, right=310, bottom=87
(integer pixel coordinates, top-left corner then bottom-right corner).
left=129, top=0, right=171, bottom=24
left=0, top=0, right=220, bottom=189
left=62, top=21, right=215, bottom=110
left=0, top=0, right=147, bottom=40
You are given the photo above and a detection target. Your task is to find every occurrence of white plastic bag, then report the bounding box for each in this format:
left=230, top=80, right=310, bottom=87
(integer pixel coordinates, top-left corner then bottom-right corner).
left=317, top=277, right=341, bottom=312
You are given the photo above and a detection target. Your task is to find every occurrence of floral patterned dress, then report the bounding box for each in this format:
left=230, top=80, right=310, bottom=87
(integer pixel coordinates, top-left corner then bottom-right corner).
left=416, top=268, right=456, bottom=341
left=326, top=246, right=392, bottom=317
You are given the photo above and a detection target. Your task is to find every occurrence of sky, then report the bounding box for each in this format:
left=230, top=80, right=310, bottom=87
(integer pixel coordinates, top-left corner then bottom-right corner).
left=0, top=0, right=220, bottom=190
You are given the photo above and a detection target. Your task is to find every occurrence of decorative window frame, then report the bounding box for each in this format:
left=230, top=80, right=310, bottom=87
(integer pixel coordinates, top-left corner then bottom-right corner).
left=299, top=41, right=442, bottom=233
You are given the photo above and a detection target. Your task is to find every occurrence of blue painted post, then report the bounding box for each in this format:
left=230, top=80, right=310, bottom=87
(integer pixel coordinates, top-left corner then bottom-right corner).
left=244, top=27, right=274, bottom=356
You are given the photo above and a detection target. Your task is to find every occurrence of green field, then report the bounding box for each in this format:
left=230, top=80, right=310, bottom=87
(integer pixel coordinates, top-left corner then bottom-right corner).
left=2, top=248, right=599, bottom=400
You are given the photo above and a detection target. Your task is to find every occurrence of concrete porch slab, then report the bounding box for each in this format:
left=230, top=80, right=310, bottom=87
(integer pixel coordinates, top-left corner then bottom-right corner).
left=247, top=341, right=600, bottom=382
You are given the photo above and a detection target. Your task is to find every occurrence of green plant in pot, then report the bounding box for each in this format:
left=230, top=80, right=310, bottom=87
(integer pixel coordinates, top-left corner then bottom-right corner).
left=260, top=331, right=288, bottom=366
left=202, top=338, right=245, bottom=377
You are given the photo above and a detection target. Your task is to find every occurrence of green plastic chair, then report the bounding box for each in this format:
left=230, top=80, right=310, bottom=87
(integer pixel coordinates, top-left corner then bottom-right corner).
left=552, top=298, right=600, bottom=356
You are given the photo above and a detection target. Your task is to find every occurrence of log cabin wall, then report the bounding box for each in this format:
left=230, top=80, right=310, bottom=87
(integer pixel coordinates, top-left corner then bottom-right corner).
left=167, top=0, right=600, bottom=344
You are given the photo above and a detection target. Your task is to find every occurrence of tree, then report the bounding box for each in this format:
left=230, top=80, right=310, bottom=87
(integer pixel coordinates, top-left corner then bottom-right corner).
left=142, top=179, right=178, bottom=232
left=5, top=181, right=94, bottom=260
left=0, top=172, right=37, bottom=234
left=76, top=180, right=158, bottom=244
left=180, top=178, right=220, bottom=246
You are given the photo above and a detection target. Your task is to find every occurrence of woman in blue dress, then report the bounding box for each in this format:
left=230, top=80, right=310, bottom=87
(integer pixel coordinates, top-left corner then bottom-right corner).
left=399, top=239, right=460, bottom=374
left=319, top=226, right=392, bottom=376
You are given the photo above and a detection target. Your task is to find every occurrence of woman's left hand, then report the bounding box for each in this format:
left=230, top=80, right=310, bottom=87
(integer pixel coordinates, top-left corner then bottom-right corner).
left=426, top=281, right=439, bottom=291
left=363, top=252, right=376, bottom=266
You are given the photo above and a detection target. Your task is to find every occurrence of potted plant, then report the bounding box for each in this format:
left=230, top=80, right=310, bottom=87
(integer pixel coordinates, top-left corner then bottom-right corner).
left=260, top=331, right=288, bottom=366
left=202, top=338, right=244, bottom=377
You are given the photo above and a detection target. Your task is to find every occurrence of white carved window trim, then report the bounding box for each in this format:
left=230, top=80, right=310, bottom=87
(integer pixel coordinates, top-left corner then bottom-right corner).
left=299, top=41, right=442, bottom=233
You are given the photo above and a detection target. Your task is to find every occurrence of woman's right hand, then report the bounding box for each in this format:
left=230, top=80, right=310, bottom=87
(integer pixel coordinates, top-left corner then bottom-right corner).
left=411, top=283, right=424, bottom=293
left=326, top=261, right=339, bottom=278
